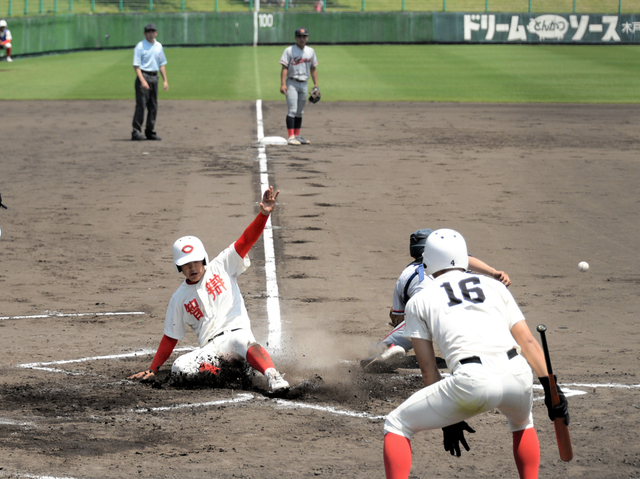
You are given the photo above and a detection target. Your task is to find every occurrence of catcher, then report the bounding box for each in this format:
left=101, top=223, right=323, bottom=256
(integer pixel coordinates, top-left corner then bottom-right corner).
left=361, top=228, right=511, bottom=372
left=279, top=27, right=319, bottom=146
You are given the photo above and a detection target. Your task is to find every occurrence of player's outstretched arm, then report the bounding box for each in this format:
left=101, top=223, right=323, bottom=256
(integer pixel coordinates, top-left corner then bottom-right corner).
left=468, top=256, right=511, bottom=286
left=127, top=334, right=178, bottom=380
left=260, top=186, right=279, bottom=215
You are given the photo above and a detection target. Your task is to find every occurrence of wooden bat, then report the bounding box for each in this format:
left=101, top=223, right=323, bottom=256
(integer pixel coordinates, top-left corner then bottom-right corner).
left=537, top=324, right=573, bottom=462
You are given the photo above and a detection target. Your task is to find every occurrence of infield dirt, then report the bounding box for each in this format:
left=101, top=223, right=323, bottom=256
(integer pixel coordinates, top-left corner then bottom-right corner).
left=0, top=101, right=639, bottom=478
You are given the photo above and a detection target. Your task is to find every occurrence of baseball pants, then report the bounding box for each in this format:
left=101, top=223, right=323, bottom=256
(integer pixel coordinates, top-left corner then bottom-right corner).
left=171, top=328, right=257, bottom=376
left=132, top=72, right=159, bottom=135
left=384, top=352, right=534, bottom=438
left=382, top=321, right=414, bottom=351
left=286, top=78, right=308, bottom=118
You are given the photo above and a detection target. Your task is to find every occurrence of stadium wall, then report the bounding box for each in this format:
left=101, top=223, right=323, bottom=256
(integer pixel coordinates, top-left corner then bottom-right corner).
left=7, top=11, right=640, bottom=56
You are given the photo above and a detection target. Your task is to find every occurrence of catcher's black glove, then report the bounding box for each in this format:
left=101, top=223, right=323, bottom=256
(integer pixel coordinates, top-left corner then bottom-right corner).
left=308, top=86, right=321, bottom=104
left=0, top=193, right=7, bottom=209
left=442, top=421, right=475, bottom=457
left=539, top=375, right=570, bottom=425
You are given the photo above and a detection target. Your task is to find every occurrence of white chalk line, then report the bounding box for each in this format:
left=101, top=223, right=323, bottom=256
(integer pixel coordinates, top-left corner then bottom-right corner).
left=256, top=99, right=282, bottom=351
left=0, top=310, right=145, bottom=321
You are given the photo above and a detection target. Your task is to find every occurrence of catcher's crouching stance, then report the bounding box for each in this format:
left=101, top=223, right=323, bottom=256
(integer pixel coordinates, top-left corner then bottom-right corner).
left=383, top=229, right=569, bottom=479
left=128, top=187, right=289, bottom=394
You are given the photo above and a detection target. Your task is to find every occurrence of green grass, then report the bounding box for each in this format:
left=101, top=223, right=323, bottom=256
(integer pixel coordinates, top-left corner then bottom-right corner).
left=1, top=44, right=639, bottom=102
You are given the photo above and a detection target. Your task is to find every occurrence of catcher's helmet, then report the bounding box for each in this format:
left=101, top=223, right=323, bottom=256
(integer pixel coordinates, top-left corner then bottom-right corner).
left=172, top=236, right=209, bottom=273
left=409, top=228, right=433, bottom=259
left=422, top=229, right=468, bottom=275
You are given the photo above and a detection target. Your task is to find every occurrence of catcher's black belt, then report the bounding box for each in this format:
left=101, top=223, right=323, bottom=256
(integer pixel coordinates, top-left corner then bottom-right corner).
left=209, top=328, right=242, bottom=342
left=290, top=77, right=305, bottom=82
left=460, top=348, right=518, bottom=365
left=141, top=70, right=157, bottom=75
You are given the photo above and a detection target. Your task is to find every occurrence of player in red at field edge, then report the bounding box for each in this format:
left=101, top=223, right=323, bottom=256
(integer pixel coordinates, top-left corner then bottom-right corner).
left=382, top=229, right=569, bottom=479
left=128, top=186, right=289, bottom=394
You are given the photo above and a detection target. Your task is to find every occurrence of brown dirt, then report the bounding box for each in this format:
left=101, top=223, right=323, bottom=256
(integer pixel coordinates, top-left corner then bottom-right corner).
left=0, top=100, right=639, bottom=478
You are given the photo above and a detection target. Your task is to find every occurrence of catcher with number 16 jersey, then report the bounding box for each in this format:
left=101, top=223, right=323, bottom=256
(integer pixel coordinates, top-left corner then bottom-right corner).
left=279, top=27, right=319, bottom=146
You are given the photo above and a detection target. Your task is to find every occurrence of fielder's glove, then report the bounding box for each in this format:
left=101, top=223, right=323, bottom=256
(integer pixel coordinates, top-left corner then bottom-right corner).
left=0, top=193, right=7, bottom=209
left=308, top=86, right=321, bottom=104
left=539, top=375, right=570, bottom=425
left=442, top=421, right=475, bottom=457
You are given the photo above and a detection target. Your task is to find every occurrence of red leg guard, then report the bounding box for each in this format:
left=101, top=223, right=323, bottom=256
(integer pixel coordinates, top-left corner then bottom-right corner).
left=246, top=344, right=275, bottom=375
left=383, top=433, right=412, bottom=479
left=513, top=428, right=540, bottom=479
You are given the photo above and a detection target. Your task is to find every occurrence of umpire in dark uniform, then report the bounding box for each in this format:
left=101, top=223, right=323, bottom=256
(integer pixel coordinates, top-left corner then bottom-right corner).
left=131, top=23, right=169, bottom=141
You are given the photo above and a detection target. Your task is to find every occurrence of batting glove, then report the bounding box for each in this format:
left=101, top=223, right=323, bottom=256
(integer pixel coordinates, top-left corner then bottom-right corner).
left=442, top=421, right=475, bottom=457
left=539, top=375, right=570, bottom=425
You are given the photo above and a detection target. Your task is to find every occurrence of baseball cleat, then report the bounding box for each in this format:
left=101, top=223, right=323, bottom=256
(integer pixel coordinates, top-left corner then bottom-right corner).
left=362, top=345, right=406, bottom=372
left=131, top=130, right=145, bottom=141
left=296, top=136, right=310, bottom=144
left=266, top=368, right=289, bottom=393
left=287, top=136, right=301, bottom=146
left=6, top=57, right=12, bottom=62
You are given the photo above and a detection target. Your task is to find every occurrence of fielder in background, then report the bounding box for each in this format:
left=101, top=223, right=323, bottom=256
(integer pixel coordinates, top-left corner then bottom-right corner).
left=0, top=20, right=12, bottom=62
left=279, top=27, right=319, bottom=146
left=131, top=23, right=168, bottom=141
left=361, top=228, right=511, bottom=372
left=128, top=186, right=290, bottom=394
left=383, top=229, right=569, bottom=479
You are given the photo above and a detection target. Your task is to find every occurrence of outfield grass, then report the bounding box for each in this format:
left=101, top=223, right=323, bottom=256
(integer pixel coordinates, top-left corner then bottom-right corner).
left=0, top=44, right=639, bottom=102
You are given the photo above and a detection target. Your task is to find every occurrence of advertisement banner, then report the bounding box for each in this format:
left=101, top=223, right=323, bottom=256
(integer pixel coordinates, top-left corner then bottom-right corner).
left=435, top=12, right=640, bottom=44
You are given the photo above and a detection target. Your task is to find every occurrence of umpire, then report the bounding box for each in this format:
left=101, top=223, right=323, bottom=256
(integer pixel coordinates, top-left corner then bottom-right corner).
left=131, top=23, right=168, bottom=141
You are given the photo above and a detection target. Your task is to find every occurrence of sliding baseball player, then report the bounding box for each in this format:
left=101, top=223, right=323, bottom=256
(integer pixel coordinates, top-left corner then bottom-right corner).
left=128, top=187, right=289, bottom=394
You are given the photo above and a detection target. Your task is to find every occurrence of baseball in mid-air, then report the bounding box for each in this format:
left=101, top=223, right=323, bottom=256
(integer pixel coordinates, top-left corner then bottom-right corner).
left=578, top=261, right=589, bottom=272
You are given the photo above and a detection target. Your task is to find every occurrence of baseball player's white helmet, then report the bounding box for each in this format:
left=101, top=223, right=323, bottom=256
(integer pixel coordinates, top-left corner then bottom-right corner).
left=0, top=20, right=7, bottom=27
left=422, top=228, right=469, bottom=275
left=172, top=236, right=209, bottom=273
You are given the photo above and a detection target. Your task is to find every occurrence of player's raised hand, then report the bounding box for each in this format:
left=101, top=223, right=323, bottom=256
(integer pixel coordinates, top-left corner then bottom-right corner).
left=493, top=270, right=511, bottom=287
left=127, top=369, right=155, bottom=381
left=260, top=186, right=280, bottom=215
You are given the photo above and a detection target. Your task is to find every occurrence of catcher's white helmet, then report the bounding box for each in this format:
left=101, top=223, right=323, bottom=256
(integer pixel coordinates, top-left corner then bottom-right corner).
left=172, top=236, right=209, bottom=273
left=0, top=20, right=7, bottom=28
left=422, top=229, right=468, bottom=275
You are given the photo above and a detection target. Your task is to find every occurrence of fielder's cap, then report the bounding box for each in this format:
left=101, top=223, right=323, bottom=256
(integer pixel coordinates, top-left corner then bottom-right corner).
left=0, top=20, right=7, bottom=28
left=144, top=23, right=157, bottom=32
left=295, top=28, right=309, bottom=36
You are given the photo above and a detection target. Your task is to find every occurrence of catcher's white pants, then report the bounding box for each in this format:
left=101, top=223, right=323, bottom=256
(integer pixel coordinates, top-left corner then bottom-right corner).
left=286, top=78, right=307, bottom=118
left=171, top=328, right=256, bottom=376
left=384, top=353, right=534, bottom=439
left=382, top=321, right=414, bottom=352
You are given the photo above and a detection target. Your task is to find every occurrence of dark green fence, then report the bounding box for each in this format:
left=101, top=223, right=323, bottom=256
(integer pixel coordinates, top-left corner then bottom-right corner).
left=3, top=11, right=639, bottom=57
left=2, top=0, right=639, bottom=16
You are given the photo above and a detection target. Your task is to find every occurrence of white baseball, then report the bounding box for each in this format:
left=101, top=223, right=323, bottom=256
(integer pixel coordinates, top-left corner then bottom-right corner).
left=578, top=261, right=589, bottom=272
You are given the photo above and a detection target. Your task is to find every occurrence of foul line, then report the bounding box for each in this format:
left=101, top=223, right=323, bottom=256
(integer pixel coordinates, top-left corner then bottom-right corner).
left=1, top=310, right=145, bottom=321
left=256, top=99, right=282, bottom=350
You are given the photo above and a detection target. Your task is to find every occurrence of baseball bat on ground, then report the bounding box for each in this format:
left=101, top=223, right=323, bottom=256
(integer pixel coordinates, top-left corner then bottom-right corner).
left=536, top=324, right=573, bottom=462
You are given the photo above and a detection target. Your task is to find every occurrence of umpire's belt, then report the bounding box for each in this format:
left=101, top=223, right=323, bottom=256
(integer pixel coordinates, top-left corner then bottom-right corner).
left=209, top=328, right=242, bottom=342
left=141, top=70, right=157, bottom=76
left=460, top=348, right=518, bottom=365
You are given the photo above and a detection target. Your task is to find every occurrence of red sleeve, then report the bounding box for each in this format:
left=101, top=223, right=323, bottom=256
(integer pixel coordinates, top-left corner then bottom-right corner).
left=234, top=212, right=269, bottom=258
left=149, top=334, right=179, bottom=372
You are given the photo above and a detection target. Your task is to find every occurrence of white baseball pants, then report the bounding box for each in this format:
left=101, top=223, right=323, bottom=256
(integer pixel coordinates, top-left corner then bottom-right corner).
left=384, top=353, right=534, bottom=438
